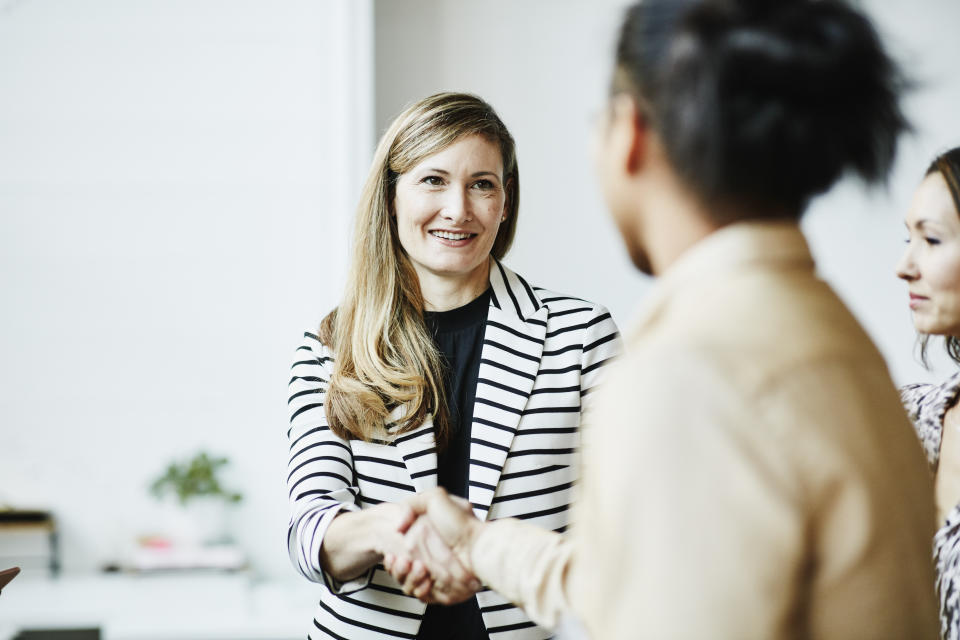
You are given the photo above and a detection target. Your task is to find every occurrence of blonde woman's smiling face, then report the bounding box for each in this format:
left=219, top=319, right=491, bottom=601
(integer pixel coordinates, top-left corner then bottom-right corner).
left=897, top=171, right=960, bottom=336
left=393, top=134, right=507, bottom=285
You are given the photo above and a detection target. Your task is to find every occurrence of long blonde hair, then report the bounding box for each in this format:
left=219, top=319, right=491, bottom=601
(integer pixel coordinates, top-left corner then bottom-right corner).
left=320, top=93, right=519, bottom=445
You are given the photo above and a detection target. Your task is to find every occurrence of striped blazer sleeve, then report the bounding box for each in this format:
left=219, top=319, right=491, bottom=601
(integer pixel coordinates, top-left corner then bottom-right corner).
left=578, top=304, right=621, bottom=416
left=286, top=330, right=372, bottom=594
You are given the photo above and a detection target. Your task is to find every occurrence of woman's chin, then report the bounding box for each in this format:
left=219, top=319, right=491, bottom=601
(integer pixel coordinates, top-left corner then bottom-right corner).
left=420, top=258, right=489, bottom=281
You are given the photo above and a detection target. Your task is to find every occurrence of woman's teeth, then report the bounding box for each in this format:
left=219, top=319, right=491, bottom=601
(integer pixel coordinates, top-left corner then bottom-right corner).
left=430, top=231, right=474, bottom=240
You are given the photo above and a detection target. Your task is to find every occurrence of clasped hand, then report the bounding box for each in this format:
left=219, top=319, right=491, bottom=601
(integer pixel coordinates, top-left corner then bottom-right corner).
left=380, top=487, right=484, bottom=605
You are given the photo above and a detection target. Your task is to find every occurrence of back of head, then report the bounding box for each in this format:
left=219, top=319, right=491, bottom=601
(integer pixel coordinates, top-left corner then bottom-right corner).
left=615, top=0, right=908, bottom=219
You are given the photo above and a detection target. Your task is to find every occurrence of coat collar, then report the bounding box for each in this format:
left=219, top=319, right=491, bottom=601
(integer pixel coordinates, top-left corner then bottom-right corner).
left=628, top=220, right=815, bottom=343
left=393, top=260, right=548, bottom=511
left=488, top=258, right=543, bottom=323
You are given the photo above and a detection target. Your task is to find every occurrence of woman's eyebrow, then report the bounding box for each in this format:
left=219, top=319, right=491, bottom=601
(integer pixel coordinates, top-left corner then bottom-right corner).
left=421, top=168, right=500, bottom=179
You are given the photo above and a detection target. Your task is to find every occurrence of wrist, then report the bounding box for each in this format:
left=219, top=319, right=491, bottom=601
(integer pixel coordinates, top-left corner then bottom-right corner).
left=362, top=506, right=390, bottom=558
left=364, top=502, right=411, bottom=558
left=457, top=518, right=484, bottom=572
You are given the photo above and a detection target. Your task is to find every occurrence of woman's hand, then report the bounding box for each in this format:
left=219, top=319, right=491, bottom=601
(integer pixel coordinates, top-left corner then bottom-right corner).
left=319, top=501, right=419, bottom=583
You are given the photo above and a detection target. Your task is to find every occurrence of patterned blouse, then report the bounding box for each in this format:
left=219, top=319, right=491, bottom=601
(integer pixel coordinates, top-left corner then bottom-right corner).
left=902, top=370, right=960, bottom=640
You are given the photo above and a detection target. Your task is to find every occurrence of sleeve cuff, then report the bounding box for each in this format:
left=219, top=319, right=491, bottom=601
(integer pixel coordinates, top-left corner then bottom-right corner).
left=317, top=502, right=375, bottom=595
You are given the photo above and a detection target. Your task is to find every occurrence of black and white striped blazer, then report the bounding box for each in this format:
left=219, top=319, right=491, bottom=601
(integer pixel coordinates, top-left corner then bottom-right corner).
left=286, top=261, right=621, bottom=639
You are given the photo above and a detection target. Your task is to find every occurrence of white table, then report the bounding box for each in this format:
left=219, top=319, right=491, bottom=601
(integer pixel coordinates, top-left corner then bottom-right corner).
left=0, top=572, right=317, bottom=640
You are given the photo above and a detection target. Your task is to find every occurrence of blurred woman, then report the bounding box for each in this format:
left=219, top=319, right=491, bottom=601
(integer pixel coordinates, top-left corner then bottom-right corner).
left=284, top=93, right=620, bottom=639
left=899, top=146, right=960, bottom=640
left=398, top=1, right=939, bottom=637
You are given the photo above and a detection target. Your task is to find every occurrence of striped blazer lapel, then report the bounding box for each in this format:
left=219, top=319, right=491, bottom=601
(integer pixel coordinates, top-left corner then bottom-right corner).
left=468, top=260, right=547, bottom=520
left=391, top=413, right=438, bottom=495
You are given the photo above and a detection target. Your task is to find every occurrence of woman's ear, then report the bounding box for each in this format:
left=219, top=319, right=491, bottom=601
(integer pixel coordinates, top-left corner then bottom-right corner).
left=501, top=177, right=513, bottom=222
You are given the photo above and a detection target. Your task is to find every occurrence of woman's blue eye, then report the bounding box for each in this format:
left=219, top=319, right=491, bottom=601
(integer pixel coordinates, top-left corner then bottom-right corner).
left=925, top=237, right=941, bottom=246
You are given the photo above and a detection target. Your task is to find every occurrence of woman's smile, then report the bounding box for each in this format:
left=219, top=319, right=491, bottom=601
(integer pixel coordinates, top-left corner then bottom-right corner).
left=428, top=229, right=479, bottom=247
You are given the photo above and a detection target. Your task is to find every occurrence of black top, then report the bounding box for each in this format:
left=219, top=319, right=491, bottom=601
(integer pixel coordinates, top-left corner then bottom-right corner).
left=417, top=287, right=491, bottom=640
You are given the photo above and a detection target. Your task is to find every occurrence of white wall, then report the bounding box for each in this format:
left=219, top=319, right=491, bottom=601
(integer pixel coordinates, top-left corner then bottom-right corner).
left=375, top=0, right=960, bottom=385
left=0, top=0, right=372, bottom=578
left=376, top=0, right=646, bottom=328
left=2, top=0, right=959, bottom=592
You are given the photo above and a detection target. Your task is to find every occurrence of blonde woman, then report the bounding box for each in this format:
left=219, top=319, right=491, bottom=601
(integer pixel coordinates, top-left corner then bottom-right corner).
left=285, top=93, right=621, bottom=640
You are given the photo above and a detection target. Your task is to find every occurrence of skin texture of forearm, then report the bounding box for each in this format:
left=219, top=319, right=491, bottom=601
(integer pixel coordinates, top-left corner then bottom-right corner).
left=470, top=518, right=574, bottom=630
left=320, top=503, right=414, bottom=582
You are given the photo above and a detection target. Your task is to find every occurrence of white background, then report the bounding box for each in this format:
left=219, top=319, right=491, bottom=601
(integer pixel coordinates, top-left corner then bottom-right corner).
left=2, top=0, right=959, bottom=590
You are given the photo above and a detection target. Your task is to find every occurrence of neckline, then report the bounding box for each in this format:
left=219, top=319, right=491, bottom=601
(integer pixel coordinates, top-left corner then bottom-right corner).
left=424, top=287, right=491, bottom=334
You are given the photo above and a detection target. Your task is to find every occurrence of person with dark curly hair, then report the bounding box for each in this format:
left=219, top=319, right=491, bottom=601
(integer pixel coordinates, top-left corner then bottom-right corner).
left=391, top=1, right=940, bottom=637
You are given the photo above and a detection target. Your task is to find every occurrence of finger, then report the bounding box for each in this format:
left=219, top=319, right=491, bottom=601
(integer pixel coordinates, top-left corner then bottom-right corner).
left=429, top=583, right=475, bottom=606
left=405, top=487, right=445, bottom=515
left=406, top=575, right=432, bottom=599
left=431, top=567, right=481, bottom=601
left=404, top=492, right=429, bottom=516
left=388, top=555, right=412, bottom=585
left=413, top=576, right=433, bottom=601
left=422, top=522, right=471, bottom=587
left=394, top=503, right=417, bottom=534
left=402, top=559, right=429, bottom=595
left=407, top=520, right=455, bottom=588
left=383, top=553, right=394, bottom=573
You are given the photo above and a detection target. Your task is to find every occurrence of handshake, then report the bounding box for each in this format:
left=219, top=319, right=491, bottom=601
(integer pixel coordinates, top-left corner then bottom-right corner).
left=377, top=487, right=486, bottom=605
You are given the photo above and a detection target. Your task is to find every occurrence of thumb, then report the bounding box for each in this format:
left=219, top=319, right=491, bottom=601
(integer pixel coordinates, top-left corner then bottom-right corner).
left=425, top=490, right=472, bottom=545
left=395, top=502, right=418, bottom=535
left=405, top=486, right=448, bottom=518
left=405, top=491, right=431, bottom=516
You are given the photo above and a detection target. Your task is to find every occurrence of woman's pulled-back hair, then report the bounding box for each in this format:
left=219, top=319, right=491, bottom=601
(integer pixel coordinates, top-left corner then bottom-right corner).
left=916, top=147, right=960, bottom=368
left=320, top=92, right=519, bottom=444
left=614, top=0, right=909, bottom=219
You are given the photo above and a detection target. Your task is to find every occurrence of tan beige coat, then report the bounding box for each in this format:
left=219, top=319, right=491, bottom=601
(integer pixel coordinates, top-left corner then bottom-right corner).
left=472, top=221, right=939, bottom=639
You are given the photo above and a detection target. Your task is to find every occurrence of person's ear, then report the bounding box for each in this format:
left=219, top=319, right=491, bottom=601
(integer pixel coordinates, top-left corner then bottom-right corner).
left=608, top=93, right=648, bottom=176
left=501, top=177, right=512, bottom=223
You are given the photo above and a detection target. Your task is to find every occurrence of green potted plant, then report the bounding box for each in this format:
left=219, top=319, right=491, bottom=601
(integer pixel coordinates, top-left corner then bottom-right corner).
left=150, top=451, right=242, bottom=545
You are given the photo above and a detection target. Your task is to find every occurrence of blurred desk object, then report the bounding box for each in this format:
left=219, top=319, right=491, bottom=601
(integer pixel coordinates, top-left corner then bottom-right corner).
left=0, top=573, right=315, bottom=640
left=0, top=511, right=58, bottom=577
left=126, top=542, right=246, bottom=572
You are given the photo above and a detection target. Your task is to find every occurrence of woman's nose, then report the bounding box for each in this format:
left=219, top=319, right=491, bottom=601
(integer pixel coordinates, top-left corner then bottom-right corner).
left=441, top=188, right=472, bottom=222
left=896, top=244, right=918, bottom=281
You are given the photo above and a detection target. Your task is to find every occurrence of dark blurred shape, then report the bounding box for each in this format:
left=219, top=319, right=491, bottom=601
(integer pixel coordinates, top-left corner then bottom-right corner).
left=614, top=0, right=909, bottom=218
left=13, top=631, right=100, bottom=640
left=0, top=565, right=19, bottom=594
